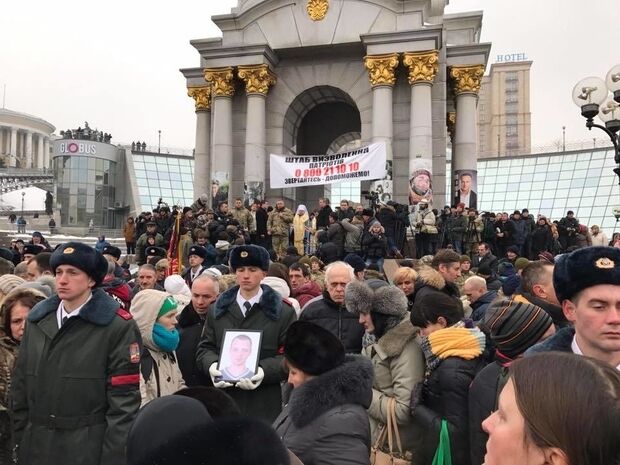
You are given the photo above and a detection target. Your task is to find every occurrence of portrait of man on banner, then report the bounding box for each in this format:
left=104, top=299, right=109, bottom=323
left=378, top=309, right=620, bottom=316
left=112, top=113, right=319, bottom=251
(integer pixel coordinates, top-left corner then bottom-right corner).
left=453, top=170, right=477, bottom=210
left=408, top=159, right=433, bottom=206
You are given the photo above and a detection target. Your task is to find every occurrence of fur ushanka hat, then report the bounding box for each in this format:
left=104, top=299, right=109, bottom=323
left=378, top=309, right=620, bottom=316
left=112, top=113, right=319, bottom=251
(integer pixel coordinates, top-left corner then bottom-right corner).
left=284, top=321, right=345, bottom=375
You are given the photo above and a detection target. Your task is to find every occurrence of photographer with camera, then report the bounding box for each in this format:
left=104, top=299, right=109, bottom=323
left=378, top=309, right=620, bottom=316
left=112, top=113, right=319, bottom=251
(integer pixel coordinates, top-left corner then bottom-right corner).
left=464, top=209, right=483, bottom=256
left=558, top=210, right=580, bottom=251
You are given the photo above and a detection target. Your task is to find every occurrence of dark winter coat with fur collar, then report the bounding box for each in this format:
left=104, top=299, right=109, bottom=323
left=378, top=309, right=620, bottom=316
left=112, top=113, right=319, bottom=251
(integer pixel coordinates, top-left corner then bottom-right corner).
left=273, top=355, right=373, bottom=465
left=195, top=284, right=296, bottom=422
left=411, top=266, right=461, bottom=308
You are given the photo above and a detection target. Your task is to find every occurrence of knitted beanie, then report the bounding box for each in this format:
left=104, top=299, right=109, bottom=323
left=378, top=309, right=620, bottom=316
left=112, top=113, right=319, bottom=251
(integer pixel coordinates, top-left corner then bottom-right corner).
left=484, top=299, right=553, bottom=359
left=0, top=274, right=25, bottom=296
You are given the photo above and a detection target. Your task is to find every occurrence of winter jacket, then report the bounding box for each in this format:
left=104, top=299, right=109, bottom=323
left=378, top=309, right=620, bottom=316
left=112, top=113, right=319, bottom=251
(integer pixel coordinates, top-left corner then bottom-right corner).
left=176, top=302, right=210, bottom=387
left=101, top=276, right=132, bottom=311
left=136, top=232, right=164, bottom=265
left=414, top=209, right=438, bottom=234
left=361, top=230, right=388, bottom=260
left=445, top=214, right=467, bottom=242
left=123, top=221, right=136, bottom=243
left=412, top=347, right=486, bottom=465
left=468, top=361, right=508, bottom=465
left=196, top=284, right=297, bottom=422
left=267, top=207, right=294, bottom=237
left=495, top=219, right=516, bottom=247
left=273, top=356, right=373, bottom=465
left=94, top=239, right=110, bottom=253
left=300, top=291, right=365, bottom=353
left=317, top=241, right=341, bottom=265
left=529, top=224, right=554, bottom=258
left=376, top=205, right=397, bottom=240
left=525, top=326, right=574, bottom=356
left=0, top=336, right=17, bottom=463
left=340, top=218, right=363, bottom=253
left=230, top=206, right=254, bottom=231
left=362, top=319, right=425, bottom=452
left=131, top=290, right=186, bottom=406
left=470, top=291, right=498, bottom=322
left=11, top=289, right=142, bottom=465
left=255, top=207, right=269, bottom=237
left=292, top=280, right=323, bottom=310
left=316, top=205, right=333, bottom=230
left=411, top=266, right=462, bottom=306
left=591, top=232, right=609, bottom=247
left=511, top=218, right=528, bottom=246
left=472, top=253, right=498, bottom=274
left=282, top=253, right=303, bottom=268
left=327, top=222, right=346, bottom=256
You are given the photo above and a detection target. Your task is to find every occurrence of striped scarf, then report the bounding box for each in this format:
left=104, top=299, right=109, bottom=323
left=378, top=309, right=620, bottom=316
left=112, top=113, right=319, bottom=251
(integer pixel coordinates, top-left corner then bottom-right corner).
left=421, top=321, right=486, bottom=375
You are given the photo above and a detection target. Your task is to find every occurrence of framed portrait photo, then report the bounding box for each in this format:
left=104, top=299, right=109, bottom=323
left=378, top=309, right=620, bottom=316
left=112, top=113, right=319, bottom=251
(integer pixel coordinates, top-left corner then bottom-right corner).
left=217, top=329, right=263, bottom=382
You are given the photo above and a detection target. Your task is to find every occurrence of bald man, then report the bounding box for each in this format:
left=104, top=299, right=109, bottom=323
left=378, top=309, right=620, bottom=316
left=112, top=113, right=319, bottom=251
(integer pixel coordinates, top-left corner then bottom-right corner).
left=464, top=276, right=497, bottom=322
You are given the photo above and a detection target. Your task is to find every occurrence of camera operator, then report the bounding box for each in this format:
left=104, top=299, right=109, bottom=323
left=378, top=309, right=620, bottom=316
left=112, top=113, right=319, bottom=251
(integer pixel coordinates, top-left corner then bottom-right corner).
left=558, top=210, right=580, bottom=251
left=464, top=209, right=482, bottom=256
left=326, top=212, right=346, bottom=260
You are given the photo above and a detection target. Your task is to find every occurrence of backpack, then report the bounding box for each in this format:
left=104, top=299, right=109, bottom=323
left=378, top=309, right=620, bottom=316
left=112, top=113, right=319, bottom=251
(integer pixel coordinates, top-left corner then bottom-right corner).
left=140, top=349, right=161, bottom=397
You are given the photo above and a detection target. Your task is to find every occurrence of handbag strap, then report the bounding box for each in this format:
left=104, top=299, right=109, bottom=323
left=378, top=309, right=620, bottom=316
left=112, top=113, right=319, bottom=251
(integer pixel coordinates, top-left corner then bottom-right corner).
left=388, top=397, right=404, bottom=455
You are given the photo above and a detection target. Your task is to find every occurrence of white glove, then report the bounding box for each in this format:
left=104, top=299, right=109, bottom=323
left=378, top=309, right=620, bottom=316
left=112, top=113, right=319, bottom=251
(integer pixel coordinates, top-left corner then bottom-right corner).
left=236, top=367, right=265, bottom=391
left=209, top=362, right=233, bottom=389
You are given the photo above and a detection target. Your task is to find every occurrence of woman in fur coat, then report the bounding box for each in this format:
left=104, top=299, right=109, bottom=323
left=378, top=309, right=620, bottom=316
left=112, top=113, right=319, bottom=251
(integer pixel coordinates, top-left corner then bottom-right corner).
left=345, top=279, right=425, bottom=455
left=273, top=321, right=373, bottom=465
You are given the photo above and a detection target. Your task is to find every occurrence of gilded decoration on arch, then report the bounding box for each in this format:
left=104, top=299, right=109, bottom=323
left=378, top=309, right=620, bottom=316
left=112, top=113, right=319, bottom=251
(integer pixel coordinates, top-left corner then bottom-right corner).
left=403, top=50, right=439, bottom=84
left=307, top=0, right=328, bottom=21
left=204, top=67, right=235, bottom=97
left=449, top=65, right=485, bottom=95
left=187, top=86, right=211, bottom=111
left=364, top=53, right=400, bottom=87
left=237, top=64, right=277, bottom=95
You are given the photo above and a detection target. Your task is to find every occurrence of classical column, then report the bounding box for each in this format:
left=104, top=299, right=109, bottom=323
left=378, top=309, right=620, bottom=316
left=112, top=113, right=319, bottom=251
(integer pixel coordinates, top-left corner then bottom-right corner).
left=238, top=64, right=276, bottom=204
left=37, top=134, right=45, bottom=169
left=449, top=64, right=484, bottom=203
left=204, top=67, right=235, bottom=207
left=9, top=128, right=17, bottom=167
left=43, top=137, right=50, bottom=169
left=364, top=53, right=399, bottom=181
left=0, top=128, right=4, bottom=155
left=25, top=131, right=33, bottom=168
left=187, top=85, right=212, bottom=199
left=403, top=50, right=438, bottom=178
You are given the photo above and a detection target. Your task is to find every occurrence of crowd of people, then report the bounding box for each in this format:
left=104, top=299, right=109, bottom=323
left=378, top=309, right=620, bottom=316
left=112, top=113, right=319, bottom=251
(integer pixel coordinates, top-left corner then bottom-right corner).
left=0, top=194, right=618, bottom=465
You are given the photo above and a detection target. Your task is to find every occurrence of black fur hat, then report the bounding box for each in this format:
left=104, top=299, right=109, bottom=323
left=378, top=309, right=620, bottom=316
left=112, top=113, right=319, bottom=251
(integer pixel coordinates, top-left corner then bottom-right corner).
left=102, top=245, right=121, bottom=260
left=553, top=246, right=620, bottom=303
left=188, top=245, right=207, bottom=260
left=284, top=321, right=345, bottom=375
left=145, top=246, right=166, bottom=258
left=22, top=244, right=44, bottom=256
left=50, top=242, right=108, bottom=286
left=127, top=396, right=212, bottom=465
left=229, top=245, right=270, bottom=272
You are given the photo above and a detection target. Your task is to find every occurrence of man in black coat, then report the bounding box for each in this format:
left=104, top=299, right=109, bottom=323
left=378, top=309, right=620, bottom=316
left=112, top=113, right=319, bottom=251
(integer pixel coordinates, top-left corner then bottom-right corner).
left=300, top=261, right=364, bottom=353
left=177, top=275, right=220, bottom=387
left=316, top=198, right=333, bottom=230
left=472, top=242, right=498, bottom=274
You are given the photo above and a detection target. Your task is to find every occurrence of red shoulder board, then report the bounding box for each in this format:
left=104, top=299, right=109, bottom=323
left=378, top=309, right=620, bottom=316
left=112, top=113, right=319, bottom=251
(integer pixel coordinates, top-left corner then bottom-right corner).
left=116, top=308, right=133, bottom=320
left=282, top=298, right=293, bottom=307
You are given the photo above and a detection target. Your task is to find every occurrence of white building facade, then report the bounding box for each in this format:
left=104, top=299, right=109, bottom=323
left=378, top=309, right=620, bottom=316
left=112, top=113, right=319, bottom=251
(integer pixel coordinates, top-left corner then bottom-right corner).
left=0, top=108, right=55, bottom=169
left=182, top=0, right=490, bottom=208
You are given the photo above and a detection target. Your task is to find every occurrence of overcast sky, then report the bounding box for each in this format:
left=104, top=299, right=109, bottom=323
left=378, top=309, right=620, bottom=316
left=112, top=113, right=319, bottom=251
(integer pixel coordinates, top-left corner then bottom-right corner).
left=0, top=0, right=617, bottom=151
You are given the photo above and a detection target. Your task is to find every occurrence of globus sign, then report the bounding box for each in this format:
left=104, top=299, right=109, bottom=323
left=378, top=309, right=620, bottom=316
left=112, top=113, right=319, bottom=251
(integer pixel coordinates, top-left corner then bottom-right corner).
left=58, top=142, right=97, bottom=155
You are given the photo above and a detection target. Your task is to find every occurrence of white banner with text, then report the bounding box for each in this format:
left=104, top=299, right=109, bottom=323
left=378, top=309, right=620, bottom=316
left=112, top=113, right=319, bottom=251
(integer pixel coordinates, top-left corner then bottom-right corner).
left=269, top=143, right=387, bottom=189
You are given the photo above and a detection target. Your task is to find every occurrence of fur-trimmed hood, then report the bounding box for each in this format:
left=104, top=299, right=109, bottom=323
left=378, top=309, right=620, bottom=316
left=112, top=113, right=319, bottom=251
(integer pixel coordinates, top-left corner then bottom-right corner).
left=417, top=266, right=446, bottom=290
left=376, top=318, right=419, bottom=357
left=214, top=284, right=283, bottom=321
left=287, top=355, right=373, bottom=428
left=345, top=279, right=408, bottom=318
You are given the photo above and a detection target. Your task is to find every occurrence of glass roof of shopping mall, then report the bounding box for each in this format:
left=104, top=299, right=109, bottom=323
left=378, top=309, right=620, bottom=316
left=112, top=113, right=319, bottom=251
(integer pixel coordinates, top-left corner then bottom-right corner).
left=131, top=153, right=195, bottom=211
left=475, top=147, right=619, bottom=233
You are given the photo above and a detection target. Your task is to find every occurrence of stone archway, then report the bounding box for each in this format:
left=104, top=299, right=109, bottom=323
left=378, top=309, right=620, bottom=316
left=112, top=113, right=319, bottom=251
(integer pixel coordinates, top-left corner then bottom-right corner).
left=282, top=86, right=361, bottom=207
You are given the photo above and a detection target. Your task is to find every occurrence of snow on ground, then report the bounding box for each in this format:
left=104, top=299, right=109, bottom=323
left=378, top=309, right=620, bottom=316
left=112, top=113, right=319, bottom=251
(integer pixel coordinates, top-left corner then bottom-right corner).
left=0, top=186, right=47, bottom=211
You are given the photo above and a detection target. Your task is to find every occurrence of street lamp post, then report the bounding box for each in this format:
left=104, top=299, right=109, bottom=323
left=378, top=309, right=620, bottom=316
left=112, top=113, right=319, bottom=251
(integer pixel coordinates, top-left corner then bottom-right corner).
left=572, top=64, right=620, bottom=183
left=21, top=191, right=25, bottom=218
left=158, top=130, right=161, bottom=154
